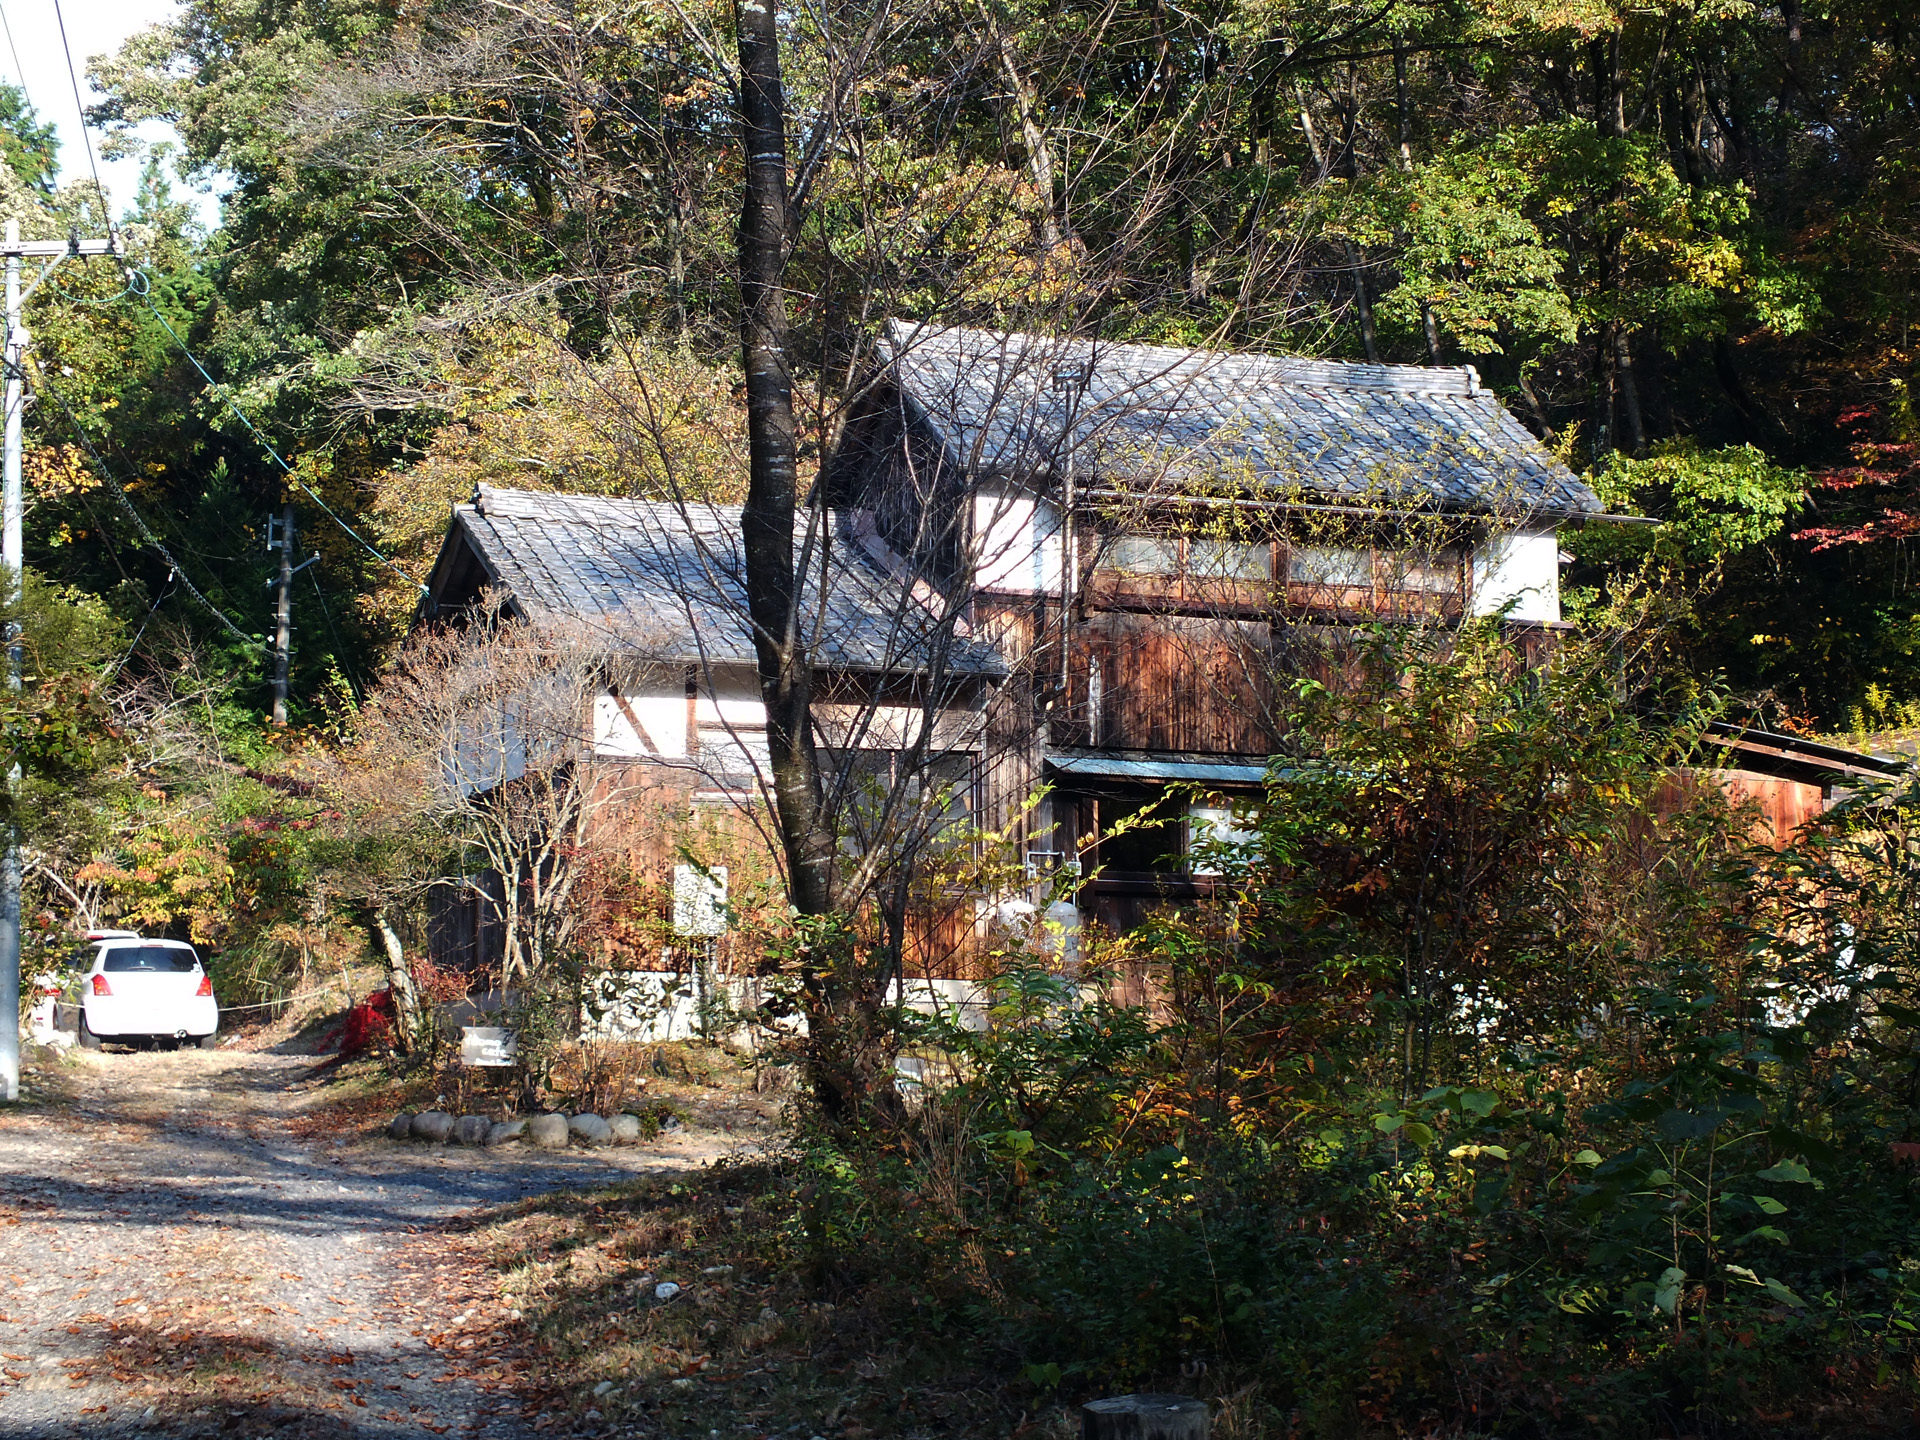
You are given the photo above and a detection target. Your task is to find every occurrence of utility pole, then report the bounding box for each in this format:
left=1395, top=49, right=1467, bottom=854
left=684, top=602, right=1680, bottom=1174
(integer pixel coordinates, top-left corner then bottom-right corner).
left=1, top=218, right=120, bottom=1103
left=269, top=503, right=294, bottom=726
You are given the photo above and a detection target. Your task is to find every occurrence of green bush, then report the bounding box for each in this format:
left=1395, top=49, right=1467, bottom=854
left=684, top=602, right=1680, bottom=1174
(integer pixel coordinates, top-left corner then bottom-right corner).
left=770, top=625, right=1920, bottom=1434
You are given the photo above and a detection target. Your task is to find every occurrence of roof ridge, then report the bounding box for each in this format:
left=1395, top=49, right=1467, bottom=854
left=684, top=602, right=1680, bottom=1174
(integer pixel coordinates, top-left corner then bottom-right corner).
left=470, top=486, right=747, bottom=525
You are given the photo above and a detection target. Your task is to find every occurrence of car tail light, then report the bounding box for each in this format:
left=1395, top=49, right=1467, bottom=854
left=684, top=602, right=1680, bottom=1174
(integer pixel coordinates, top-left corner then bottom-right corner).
left=196, top=974, right=213, bottom=997
left=90, top=975, right=112, bottom=996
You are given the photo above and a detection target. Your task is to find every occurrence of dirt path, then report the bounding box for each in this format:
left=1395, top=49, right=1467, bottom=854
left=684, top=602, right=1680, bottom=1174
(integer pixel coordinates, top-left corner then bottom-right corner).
left=0, top=1044, right=748, bottom=1438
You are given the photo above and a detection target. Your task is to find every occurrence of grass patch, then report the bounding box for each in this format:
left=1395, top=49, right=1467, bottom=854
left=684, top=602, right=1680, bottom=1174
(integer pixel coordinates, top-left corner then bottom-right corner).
left=462, top=1161, right=1080, bottom=1440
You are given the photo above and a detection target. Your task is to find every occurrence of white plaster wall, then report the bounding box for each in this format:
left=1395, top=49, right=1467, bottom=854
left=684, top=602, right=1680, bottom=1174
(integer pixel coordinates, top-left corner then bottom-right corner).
left=972, top=491, right=1062, bottom=594
left=1471, top=528, right=1561, bottom=623
left=690, top=673, right=770, bottom=778
left=812, top=702, right=985, bottom=752
left=445, top=703, right=526, bottom=796
left=593, top=693, right=689, bottom=757
left=696, top=681, right=767, bottom=728
left=591, top=672, right=984, bottom=783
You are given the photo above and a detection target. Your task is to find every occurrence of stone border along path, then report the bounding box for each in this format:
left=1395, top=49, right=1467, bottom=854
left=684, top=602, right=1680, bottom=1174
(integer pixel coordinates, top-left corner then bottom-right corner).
left=0, top=1045, right=751, bottom=1438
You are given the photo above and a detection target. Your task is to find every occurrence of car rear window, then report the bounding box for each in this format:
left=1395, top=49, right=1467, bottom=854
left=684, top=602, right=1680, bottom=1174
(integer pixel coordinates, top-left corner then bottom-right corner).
left=101, top=947, right=199, bottom=973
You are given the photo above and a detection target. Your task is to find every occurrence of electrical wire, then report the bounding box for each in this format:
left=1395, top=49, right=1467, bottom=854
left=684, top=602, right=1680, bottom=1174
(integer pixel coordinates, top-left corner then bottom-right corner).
left=7, top=30, right=429, bottom=622
left=306, top=565, right=360, bottom=701
left=0, top=4, right=24, bottom=102
left=105, top=568, right=174, bottom=679
left=127, top=273, right=429, bottom=595
left=50, top=0, right=115, bottom=244
left=31, top=363, right=267, bottom=653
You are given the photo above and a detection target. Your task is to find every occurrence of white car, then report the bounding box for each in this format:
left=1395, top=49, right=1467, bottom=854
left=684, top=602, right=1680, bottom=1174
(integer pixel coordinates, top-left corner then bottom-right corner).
left=71, top=935, right=220, bottom=1050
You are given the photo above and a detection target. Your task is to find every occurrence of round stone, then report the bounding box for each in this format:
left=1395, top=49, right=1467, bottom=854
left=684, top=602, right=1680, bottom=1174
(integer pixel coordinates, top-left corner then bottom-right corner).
left=485, top=1119, right=527, bottom=1147
left=568, top=1113, right=614, bottom=1147
left=411, top=1110, right=454, bottom=1143
left=609, top=1113, right=642, bottom=1145
left=387, top=1112, right=417, bottom=1141
left=528, top=1113, right=570, bottom=1149
left=454, top=1115, right=492, bottom=1146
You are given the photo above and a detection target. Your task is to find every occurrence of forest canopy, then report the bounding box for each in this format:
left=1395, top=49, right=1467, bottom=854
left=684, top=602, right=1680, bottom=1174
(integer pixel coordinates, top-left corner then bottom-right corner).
left=0, top=0, right=1888, bottom=729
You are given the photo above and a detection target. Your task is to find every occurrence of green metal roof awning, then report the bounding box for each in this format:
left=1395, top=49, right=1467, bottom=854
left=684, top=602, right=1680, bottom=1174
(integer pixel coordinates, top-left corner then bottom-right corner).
left=1046, top=752, right=1277, bottom=787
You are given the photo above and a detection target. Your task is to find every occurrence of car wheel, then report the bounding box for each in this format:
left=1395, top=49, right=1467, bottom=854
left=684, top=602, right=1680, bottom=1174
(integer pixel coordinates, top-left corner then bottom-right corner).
left=196, top=1032, right=219, bottom=1050
left=76, top=1012, right=102, bottom=1051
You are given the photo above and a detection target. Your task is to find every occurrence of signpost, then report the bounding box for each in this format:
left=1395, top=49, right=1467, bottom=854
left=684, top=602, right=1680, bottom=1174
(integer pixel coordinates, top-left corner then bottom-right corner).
left=459, top=1026, right=518, bottom=1067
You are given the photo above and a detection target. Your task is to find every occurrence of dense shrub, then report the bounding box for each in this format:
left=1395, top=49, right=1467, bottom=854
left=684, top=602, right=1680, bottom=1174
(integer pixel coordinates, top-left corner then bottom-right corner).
left=773, top=625, right=1920, bottom=1435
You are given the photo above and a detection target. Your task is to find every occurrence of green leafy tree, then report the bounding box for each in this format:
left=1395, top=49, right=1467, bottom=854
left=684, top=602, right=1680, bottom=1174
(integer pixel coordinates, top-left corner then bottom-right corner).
left=0, top=85, right=56, bottom=195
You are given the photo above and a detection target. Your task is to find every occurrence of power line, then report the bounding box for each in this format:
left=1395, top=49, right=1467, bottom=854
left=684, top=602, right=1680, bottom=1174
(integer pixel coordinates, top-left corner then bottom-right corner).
left=127, top=273, right=428, bottom=594
left=106, top=568, right=174, bottom=680
left=49, top=0, right=114, bottom=243
left=31, top=363, right=267, bottom=653
left=306, top=565, right=360, bottom=701
left=0, top=5, right=24, bottom=100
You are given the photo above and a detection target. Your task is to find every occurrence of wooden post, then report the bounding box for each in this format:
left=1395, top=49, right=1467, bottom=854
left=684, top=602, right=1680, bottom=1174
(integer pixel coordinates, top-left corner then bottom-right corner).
left=1082, top=1394, right=1208, bottom=1440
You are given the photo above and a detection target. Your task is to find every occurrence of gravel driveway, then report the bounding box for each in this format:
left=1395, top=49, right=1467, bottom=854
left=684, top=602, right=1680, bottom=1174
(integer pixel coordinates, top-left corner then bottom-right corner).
left=0, top=1044, right=742, bottom=1438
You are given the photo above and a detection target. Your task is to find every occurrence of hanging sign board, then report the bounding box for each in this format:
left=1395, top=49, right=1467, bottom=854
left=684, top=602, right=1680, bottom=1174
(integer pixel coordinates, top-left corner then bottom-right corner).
left=672, top=864, right=728, bottom=937
left=460, top=1026, right=518, bottom=1067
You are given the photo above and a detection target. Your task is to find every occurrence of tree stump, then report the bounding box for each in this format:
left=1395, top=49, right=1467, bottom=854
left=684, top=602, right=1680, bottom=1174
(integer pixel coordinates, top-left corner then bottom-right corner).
left=1081, top=1394, right=1209, bottom=1440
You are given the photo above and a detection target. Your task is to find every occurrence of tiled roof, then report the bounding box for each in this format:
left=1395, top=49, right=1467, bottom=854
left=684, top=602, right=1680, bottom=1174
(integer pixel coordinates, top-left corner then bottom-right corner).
left=879, top=320, right=1603, bottom=517
left=432, top=486, right=1006, bottom=677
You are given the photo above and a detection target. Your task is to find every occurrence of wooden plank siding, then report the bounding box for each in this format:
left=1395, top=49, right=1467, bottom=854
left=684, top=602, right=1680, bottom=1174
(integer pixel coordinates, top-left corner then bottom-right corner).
left=1656, top=770, right=1828, bottom=848
left=974, top=597, right=1054, bottom=849
left=1059, top=610, right=1282, bottom=753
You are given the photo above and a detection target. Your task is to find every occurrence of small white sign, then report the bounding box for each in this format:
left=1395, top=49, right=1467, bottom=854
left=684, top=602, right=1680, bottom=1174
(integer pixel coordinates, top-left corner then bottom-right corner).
left=672, top=864, right=728, bottom=937
left=460, top=1026, right=518, bottom=1067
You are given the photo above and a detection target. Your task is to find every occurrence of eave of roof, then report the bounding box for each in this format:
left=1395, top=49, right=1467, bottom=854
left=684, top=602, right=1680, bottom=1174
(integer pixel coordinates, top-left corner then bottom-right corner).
left=1047, top=750, right=1284, bottom=787
left=1701, top=721, right=1909, bottom=786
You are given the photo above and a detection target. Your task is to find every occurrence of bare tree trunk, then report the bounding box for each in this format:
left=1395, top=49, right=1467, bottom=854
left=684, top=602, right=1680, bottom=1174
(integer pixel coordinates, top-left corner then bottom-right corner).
left=1390, top=39, right=1442, bottom=362
left=374, top=906, right=419, bottom=1053
left=1517, top=365, right=1556, bottom=440
left=994, top=32, right=1066, bottom=251
left=668, top=181, right=690, bottom=343
left=1297, top=86, right=1379, bottom=363
left=736, top=0, right=891, bottom=1129
left=501, top=858, right=526, bottom=985
left=736, top=0, right=833, bottom=920
left=1613, top=327, right=1647, bottom=454
left=1344, top=248, right=1380, bottom=363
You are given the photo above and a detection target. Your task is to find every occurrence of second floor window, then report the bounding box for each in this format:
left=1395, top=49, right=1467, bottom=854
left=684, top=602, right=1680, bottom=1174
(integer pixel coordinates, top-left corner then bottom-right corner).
left=1092, top=526, right=1462, bottom=612
left=1102, top=532, right=1272, bottom=581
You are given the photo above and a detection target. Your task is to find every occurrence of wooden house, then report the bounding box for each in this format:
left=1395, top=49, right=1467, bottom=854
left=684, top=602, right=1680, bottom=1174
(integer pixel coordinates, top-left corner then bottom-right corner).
left=826, top=321, right=1614, bottom=931
left=418, top=324, right=1900, bottom=994
left=419, top=485, right=1005, bottom=982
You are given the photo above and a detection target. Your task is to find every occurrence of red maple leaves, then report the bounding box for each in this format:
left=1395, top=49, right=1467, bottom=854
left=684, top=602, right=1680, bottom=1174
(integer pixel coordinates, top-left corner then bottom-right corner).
left=1795, top=403, right=1920, bottom=551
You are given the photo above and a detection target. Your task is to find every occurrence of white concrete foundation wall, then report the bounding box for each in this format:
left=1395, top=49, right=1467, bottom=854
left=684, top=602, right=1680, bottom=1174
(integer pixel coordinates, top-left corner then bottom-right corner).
left=581, top=970, right=1111, bottom=1044
left=892, top=977, right=994, bottom=1031
left=581, top=970, right=773, bottom=1043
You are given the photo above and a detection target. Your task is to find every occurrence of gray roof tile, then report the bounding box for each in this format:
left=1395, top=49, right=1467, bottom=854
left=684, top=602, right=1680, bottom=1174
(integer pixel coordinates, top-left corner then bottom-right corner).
left=441, top=487, right=1005, bottom=678
left=879, top=320, right=1602, bottom=516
